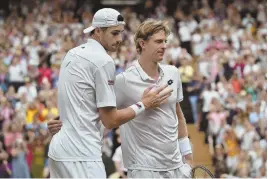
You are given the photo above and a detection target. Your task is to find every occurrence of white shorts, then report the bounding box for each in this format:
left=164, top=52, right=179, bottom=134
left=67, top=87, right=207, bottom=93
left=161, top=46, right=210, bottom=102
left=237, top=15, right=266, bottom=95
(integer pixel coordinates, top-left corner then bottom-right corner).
left=127, top=163, right=192, bottom=178
left=48, top=158, right=106, bottom=178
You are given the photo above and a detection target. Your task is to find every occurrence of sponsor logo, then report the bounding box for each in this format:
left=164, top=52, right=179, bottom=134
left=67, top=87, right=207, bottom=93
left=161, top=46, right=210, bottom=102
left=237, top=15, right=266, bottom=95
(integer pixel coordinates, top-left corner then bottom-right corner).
left=135, top=103, right=142, bottom=109
left=108, top=80, right=114, bottom=85
left=167, top=79, right=173, bottom=85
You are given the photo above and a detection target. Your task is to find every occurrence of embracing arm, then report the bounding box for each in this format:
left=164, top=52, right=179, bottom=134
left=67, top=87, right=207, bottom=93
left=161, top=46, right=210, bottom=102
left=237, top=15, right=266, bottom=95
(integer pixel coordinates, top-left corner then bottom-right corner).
left=99, top=84, right=172, bottom=129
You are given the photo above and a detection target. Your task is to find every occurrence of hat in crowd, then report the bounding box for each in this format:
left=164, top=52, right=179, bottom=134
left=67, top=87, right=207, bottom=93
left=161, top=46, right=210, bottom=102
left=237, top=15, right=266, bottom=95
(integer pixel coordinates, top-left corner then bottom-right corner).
left=83, top=8, right=125, bottom=33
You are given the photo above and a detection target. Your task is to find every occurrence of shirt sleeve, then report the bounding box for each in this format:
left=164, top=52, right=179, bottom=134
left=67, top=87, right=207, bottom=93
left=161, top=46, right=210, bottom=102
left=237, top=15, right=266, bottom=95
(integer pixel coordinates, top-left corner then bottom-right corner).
left=114, top=73, right=126, bottom=109
left=177, top=69, right=184, bottom=103
left=95, top=62, right=117, bottom=108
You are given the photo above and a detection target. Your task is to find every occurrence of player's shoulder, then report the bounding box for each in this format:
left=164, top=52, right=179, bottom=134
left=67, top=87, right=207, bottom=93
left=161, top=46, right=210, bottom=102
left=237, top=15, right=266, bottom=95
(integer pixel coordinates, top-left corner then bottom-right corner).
left=115, top=63, right=138, bottom=84
left=70, top=43, right=113, bottom=67
left=122, top=62, right=141, bottom=79
left=115, top=60, right=138, bottom=76
left=159, top=63, right=178, bottom=74
left=124, top=63, right=138, bottom=73
left=115, top=71, right=127, bottom=82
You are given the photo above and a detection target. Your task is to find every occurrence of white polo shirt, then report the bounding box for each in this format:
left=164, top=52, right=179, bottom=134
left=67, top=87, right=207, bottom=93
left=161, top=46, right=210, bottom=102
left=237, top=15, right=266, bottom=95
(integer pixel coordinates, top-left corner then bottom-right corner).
left=48, top=39, right=116, bottom=161
left=115, top=60, right=184, bottom=171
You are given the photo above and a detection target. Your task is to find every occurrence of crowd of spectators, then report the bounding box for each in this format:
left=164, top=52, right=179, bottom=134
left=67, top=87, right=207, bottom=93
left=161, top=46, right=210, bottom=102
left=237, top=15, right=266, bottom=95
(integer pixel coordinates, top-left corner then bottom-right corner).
left=0, top=0, right=266, bottom=178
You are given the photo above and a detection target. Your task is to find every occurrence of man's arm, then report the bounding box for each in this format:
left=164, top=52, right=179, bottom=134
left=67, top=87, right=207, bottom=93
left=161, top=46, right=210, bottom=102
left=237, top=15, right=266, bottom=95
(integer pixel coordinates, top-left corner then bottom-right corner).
left=99, top=84, right=172, bottom=129
left=47, top=80, right=171, bottom=134
left=47, top=63, right=172, bottom=133
left=176, top=67, right=193, bottom=165
left=177, top=103, right=189, bottom=138
left=176, top=103, right=194, bottom=166
left=97, top=65, right=172, bottom=129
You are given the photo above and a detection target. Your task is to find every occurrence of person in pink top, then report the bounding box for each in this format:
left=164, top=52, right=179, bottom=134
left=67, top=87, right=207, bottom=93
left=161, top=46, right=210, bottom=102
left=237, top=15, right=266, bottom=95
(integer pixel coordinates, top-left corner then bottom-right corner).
left=4, top=122, right=23, bottom=154
left=207, top=99, right=229, bottom=147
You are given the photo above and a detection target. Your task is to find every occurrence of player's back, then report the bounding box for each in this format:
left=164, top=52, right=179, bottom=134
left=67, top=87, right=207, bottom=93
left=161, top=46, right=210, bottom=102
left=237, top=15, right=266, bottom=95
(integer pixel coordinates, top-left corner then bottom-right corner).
left=48, top=39, right=115, bottom=162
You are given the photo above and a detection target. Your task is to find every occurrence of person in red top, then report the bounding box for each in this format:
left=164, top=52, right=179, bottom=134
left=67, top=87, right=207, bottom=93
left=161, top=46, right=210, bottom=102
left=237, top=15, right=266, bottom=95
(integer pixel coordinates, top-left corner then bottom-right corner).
left=38, top=62, right=52, bottom=86
left=231, top=74, right=241, bottom=94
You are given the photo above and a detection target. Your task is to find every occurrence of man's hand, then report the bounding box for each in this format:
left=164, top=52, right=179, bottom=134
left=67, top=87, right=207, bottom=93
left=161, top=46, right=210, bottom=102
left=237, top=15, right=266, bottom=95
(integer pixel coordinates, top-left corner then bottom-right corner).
left=184, top=153, right=194, bottom=167
left=48, top=118, right=62, bottom=135
left=142, top=84, right=173, bottom=109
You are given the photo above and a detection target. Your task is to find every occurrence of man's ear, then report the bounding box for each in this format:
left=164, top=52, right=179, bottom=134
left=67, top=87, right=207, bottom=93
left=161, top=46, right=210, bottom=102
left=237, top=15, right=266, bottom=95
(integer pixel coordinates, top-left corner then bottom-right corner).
left=139, top=39, right=146, bottom=51
left=94, top=28, right=102, bottom=37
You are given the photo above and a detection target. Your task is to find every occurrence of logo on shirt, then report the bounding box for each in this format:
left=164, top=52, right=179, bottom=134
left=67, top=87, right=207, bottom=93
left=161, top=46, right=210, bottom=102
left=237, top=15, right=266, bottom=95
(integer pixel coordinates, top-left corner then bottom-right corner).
left=108, top=80, right=114, bottom=85
left=135, top=103, right=142, bottom=109
left=167, top=79, right=173, bottom=85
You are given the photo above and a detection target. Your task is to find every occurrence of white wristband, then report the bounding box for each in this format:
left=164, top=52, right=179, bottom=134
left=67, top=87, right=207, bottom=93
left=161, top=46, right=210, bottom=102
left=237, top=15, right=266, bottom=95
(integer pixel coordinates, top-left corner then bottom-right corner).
left=130, top=102, right=145, bottom=116
left=179, top=137, right=192, bottom=156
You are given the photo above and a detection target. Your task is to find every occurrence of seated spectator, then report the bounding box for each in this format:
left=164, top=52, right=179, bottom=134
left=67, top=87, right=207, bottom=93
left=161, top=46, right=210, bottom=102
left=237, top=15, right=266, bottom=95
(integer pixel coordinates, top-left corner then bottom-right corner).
left=8, top=57, right=26, bottom=92
left=17, top=77, right=37, bottom=103
left=0, top=141, right=11, bottom=178
left=209, top=144, right=228, bottom=178
left=223, top=127, right=240, bottom=174
left=40, top=100, right=58, bottom=123
left=25, top=102, right=38, bottom=125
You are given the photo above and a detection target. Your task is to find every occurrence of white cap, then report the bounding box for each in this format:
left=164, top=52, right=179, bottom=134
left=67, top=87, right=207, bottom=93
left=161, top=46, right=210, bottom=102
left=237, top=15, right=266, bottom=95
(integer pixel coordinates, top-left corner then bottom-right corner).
left=83, top=8, right=125, bottom=33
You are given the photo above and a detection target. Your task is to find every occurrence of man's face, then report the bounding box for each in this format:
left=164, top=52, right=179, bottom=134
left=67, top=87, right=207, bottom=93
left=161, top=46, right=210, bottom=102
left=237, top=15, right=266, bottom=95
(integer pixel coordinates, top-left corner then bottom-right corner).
left=142, top=30, right=167, bottom=62
left=99, top=25, right=124, bottom=52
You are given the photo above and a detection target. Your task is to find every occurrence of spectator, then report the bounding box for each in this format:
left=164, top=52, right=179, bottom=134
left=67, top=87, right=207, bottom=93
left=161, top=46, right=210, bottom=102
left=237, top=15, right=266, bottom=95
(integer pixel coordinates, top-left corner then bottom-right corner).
left=187, top=73, right=204, bottom=124
left=178, top=58, right=194, bottom=84
left=8, top=57, right=26, bottom=92
left=0, top=64, right=8, bottom=93
left=200, top=84, right=221, bottom=135
left=112, top=129, right=127, bottom=178
left=207, top=101, right=228, bottom=147
left=0, top=141, right=11, bottom=178
left=10, top=138, right=30, bottom=178
left=17, top=77, right=37, bottom=103
left=209, top=144, right=227, bottom=178
left=223, top=127, right=240, bottom=174
left=38, top=62, right=52, bottom=86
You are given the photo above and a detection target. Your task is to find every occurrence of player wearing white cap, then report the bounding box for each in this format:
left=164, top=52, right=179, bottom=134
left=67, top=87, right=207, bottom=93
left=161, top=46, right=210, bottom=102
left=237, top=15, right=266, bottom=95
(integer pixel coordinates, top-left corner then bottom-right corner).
left=48, top=8, right=172, bottom=178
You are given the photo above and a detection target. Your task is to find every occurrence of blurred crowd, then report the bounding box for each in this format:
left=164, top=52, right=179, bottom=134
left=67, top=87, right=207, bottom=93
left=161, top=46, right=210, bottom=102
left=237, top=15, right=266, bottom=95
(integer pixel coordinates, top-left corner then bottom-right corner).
left=0, top=0, right=266, bottom=178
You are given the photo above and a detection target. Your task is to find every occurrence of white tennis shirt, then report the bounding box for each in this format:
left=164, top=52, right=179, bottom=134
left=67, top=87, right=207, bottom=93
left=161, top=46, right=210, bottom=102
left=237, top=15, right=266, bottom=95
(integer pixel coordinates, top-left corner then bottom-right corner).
left=48, top=39, right=117, bottom=161
left=115, top=60, right=184, bottom=171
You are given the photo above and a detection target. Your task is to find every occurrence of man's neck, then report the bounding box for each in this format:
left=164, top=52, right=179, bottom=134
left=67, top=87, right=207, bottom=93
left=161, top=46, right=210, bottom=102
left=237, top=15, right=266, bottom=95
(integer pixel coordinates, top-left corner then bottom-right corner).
left=138, top=55, right=159, bottom=79
left=91, top=36, right=108, bottom=52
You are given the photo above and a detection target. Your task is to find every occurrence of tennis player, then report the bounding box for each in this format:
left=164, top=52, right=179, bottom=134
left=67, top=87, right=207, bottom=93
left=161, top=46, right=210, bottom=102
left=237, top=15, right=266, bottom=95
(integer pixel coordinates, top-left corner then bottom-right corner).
left=115, top=19, right=193, bottom=178
left=48, top=8, right=172, bottom=178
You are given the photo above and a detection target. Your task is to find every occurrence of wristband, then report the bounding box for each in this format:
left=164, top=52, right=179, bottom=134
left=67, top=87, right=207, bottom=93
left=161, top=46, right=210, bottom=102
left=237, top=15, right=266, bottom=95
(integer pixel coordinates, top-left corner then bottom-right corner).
left=179, top=137, right=192, bottom=156
left=129, top=102, right=145, bottom=116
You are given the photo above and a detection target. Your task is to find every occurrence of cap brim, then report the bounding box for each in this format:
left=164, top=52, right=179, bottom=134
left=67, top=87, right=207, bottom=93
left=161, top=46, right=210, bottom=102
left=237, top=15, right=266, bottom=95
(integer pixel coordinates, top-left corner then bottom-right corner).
left=83, top=26, right=96, bottom=33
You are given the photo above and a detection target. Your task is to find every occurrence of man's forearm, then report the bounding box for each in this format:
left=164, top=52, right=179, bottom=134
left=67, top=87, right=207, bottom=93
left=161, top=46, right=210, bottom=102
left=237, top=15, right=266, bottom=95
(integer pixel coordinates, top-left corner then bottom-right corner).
left=99, top=106, right=140, bottom=129
left=176, top=103, right=193, bottom=164
left=110, top=107, right=136, bottom=129
left=176, top=103, right=188, bottom=138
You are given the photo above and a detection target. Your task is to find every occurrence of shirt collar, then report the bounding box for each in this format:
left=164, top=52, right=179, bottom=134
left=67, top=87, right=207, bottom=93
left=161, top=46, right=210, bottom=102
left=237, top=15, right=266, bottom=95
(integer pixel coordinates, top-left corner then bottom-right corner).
left=133, top=60, right=165, bottom=82
left=87, top=39, right=107, bottom=54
